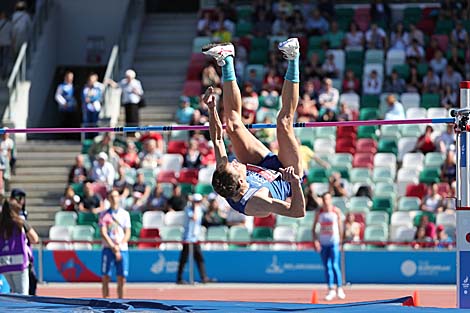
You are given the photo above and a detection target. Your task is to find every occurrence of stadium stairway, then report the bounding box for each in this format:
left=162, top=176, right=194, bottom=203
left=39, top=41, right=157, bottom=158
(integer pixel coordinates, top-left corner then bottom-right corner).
left=123, top=13, right=197, bottom=126
left=10, top=140, right=81, bottom=237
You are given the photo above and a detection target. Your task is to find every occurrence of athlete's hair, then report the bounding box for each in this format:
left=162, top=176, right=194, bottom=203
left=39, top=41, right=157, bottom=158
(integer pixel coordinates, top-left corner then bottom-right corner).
left=212, top=167, right=241, bottom=198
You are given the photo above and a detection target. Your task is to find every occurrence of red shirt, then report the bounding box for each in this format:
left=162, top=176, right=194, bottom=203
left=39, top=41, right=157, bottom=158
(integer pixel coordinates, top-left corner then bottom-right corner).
left=417, top=135, right=435, bottom=153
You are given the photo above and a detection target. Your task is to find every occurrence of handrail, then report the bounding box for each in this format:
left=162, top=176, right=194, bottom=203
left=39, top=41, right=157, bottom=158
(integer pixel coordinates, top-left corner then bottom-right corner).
left=6, top=43, right=27, bottom=90
left=102, top=45, right=120, bottom=120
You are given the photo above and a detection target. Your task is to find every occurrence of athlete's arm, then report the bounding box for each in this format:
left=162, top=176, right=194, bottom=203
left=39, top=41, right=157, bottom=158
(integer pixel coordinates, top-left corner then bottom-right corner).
left=336, top=208, right=343, bottom=243
left=205, top=87, right=228, bottom=167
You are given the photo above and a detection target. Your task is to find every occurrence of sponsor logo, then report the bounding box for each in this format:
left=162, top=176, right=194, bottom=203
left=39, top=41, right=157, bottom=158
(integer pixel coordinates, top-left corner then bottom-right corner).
left=463, top=276, right=470, bottom=295
left=150, top=253, right=178, bottom=274
left=400, top=259, right=451, bottom=277
left=266, top=255, right=323, bottom=274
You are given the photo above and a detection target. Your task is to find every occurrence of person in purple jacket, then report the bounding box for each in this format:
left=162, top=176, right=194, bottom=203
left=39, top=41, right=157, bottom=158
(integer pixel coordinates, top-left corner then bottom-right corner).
left=0, top=197, right=39, bottom=294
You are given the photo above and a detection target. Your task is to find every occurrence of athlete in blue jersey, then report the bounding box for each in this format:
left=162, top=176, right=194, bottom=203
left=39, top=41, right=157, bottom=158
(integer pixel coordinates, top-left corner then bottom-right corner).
left=203, top=38, right=306, bottom=218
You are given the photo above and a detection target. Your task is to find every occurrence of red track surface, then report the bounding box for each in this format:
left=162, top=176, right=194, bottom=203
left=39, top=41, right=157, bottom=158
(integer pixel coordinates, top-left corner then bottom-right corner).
left=37, top=283, right=457, bottom=308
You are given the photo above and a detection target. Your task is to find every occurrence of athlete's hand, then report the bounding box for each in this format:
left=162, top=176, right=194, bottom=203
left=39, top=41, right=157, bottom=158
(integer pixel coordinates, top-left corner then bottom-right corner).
left=203, top=86, right=216, bottom=109
left=279, top=166, right=300, bottom=184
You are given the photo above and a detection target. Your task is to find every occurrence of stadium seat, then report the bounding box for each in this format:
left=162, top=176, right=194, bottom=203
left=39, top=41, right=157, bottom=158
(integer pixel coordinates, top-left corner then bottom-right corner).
left=363, top=64, right=384, bottom=82
left=315, top=127, right=336, bottom=140
left=364, top=224, right=388, bottom=242
left=398, top=196, right=421, bottom=211
left=192, top=36, right=211, bottom=53
left=406, top=107, right=427, bottom=119
left=335, top=138, right=356, bottom=154
left=295, top=128, right=315, bottom=148
left=398, top=137, right=418, bottom=162
left=399, top=124, right=423, bottom=137
left=70, top=182, right=84, bottom=198
left=203, top=226, right=228, bottom=250
left=378, top=138, right=398, bottom=155
left=142, top=211, right=165, bottom=229
left=55, top=211, right=77, bottom=226
left=164, top=211, right=185, bottom=226
left=178, top=168, right=199, bottom=185
left=340, top=93, right=360, bottom=111
left=327, top=49, right=346, bottom=76
left=46, top=242, right=72, bottom=250
left=419, top=167, right=441, bottom=184
left=412, top=211, right=436, bottom=227
left=276, top=215, right=299, bottom=227
left=424, top=152, right=445, bottom=167
left=252, top=227, right=273, bottom=241
left=307, top=167, right=329, bottom=183
left=436, top=212, right=456, bottom=227
left=386, top=50, right=406, bottom=75
left=49, top=225, right=71, bottom=241
left=359, top=108, right=379, bottom=120
left=356, top=138, right=377, bottom=154
left=421, top=93, right=440, bottom=109
left=392, top=226, right=416, bottom=242
left=405, top=183, right=428, bottom=200
left=391, top=211, right=413, bottom=228
left=331, top=153, right=353, bottom=169
left=374, top=182, right=396, bottom=198
left=371, top=196, right=393, bottom=215
left=360, top=94, right=380, bottom=109
left=392, top=64, right=410, bottom=80
left=402, top=152, right=425, bottom=171
left=374, top=153, right=397, bottom=172
left=167, top=140, right=188, bottom=156
left=195, top=183, right=214, bottom=195
left=296, top=226, right=314, bottom=249
left=379, top=125, right=400, bottom=141
left=400, top=92, right=421, bottom=110
left=71, top=225, right=94, bottom=241
left=315, top=138, right=336, bottom=154
left=138, top=228, right=160, bottom=249
left=348, top=196, right=372, bottom=213
left=273, top=226, right=297, bottom=250
left=77, top=212, right=98, bottom=226
left=427, top=108, right=448, bottom=119
left=357, top=125, right=378, bottom=139
left=350, top=168, right=372, bottom=184
left=332, top=197, right=348, bottom=212
left=365, top=49, right=384, bottom=64
left=229, top=225, right=251, bottom=248
left=372, top=167, right=395, bottom=183
left=353, top=153, right=374, bottom=169
left=366, top=211, right=389, bottom=226
left=160, top=154, right=183, bottom=172
left=197, top=166, right=215, bottom=184
left=159, top=226, right=184, bottom=250
left=298, top=211, right=315, bottom=227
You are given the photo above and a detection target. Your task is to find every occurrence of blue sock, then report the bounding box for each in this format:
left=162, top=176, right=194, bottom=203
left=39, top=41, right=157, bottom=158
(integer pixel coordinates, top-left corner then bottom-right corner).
left=222, top=56, right=236, bottom=82
left=285, top=54, right=300, bottom=83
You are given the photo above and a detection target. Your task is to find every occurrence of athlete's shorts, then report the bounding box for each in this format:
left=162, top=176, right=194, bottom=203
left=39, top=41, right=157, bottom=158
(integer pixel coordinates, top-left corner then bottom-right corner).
left=258, top=153, right=284, bottom=171
left=101, top=248, right=129, bottom=278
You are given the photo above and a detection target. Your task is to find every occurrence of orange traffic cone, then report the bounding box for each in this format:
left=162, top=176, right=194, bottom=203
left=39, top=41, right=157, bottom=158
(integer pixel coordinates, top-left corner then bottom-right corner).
left=310, top=290, right=318, bottom=304
left=413, top=290, right=420, bottom=306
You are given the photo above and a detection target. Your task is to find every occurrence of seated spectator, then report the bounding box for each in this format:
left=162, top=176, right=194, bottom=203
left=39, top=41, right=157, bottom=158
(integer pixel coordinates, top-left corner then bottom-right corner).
left=408, top=23, right=424, bottom=46
left=447, top=46, right=466, bottom=77
left=435, top=225, right=454, bottom=249
left=323, top=21, right=344, bottom=49
left=418, top=214, right=437, bottom=239
left=113, top=166, right=130, bottom=200
left=389, top=22, right=409, bottom=52
left=212, top=22, right=231, bottom=43
left=216, top=11, right=235, bottom=34
left=383, top=69, right=406, bottom=94
left=90, top=152, right=115, bottom=190
left=362, top=70, right=382, bottom=95
left=365, top=22, right=387, bottom=49
left=343, top=212, right=361, bottom=242
left=304, top=52, right=323, bottom=80
left=165, top=184, right=187, bottom=212
left=202, top=193, right=226, bottom=228
left=201, top=64, right=221, bottom=92
left=342, top=69, right=360, bottom=94
left=337, top=102, right=352, bottom=121
left=79, top=181, right=104, bottom=214
left=176, top=96, right=195, bottom=124
left=442, top=182, right=456, bottom=211
left=441, top=65, right=463, bottom=93
left=60, top=186, right=80, bottom=212
left=297, top=93, right=318, bottom=122
left=318, top=78, right=339, bottom=111
left=139, top=139, right=162, bottom=169
left=132, top=171, right=151, bottom=199
left=183, top=139, right=203, bottom=169
left=128, top=191, right=146, bottom=212
left=413, top=226, right=433, bottom=249
left=384, top=94, right=405, bottom=120
left=405, top=38, right=425, bottom=66
left=441, top=150, right=457, bottom=184
left=138, top=131, right=164, bottom=152
left=318, top=108, right=337, bottom=122
left=245, top=68, right=263, bottom=93
left=241, top=83, right=258, bottom=125
left=415, top=125, right=436, bottom=154
left=406, top=66, right=422, bottom=93
left=271, top=11, right=289, bottom=36
left=68, top=154, right=88, bottom=184
left=88, top=132, right=116, bottom=162
left=344, top=22, right=364, bottom=50
left=436, top=124, right=456, bottom=153
left=262, top=68, right=283, bottom=93
left=451, top=20, right=469, bottom=49
left=321, top=53, right=339, bottom=79
left=289, top=10, right=306, bottom=36
left=305, top=183, right=323, bottom=211
left=430, top=50, right=447, bottom=77
left=421, top=183, right=444, bottom=213
left=119, top=141, right=140, bottom=169
left=425, top=37, right=441, bottom=62
left=422, top=68, right=441, bottom=94
left=328, top=172, right=348, bottom=197
left=146, top=183, right=168, bottom=211
left=253, top=10, right=272, bottom=37
left=197, top=11, right=216, bottom=36
left=305, top=9, right=329, bottom=36
left=441, top=84, right=458, bottom=109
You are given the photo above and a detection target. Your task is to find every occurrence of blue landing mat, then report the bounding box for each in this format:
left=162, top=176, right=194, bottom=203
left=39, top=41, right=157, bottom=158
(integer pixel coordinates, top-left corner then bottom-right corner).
left=0, top=294, right=468, bottom=312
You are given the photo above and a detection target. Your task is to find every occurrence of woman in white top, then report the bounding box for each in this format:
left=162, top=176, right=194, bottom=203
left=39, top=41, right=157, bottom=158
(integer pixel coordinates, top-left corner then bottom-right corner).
left=345, top=22, right=364, bottom=50
left=389, top=22, right=409, bottom=52
left=421, top=183, right=444, bottom=213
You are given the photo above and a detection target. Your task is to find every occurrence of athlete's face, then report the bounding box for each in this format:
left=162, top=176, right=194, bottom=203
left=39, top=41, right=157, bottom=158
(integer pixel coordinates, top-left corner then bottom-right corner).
left=227, top=159, right=246, bottom=181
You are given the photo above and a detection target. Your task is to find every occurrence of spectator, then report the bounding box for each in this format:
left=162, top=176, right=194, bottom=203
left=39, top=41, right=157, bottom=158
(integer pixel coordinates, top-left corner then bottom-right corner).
left=0, top=132, right=15, bottom=176
left=362, top=70, right=382, bottom=95
left=328, top=172, right=348, bottom=197
left=342, top=69, right=360, bottom=94
left=197, top=11, right=216, bottom=36
left=441, top=150, right=457, bottom=184
left=202, top=193, right=226, bottom=227
left=183, top=139, right=203, bottom=169
left=79, top=181, right=104, bottom=214
left=128, top=191, right=146, bottom=212
left=383, top=70, right=406, bottom=94
left=176, top=96, right=195, bottom=124
left=0, top=197, right=39, bottom=295
left=253, top=10, right=272, bottom=37
left=337, top=102, right=352, bottom=121
left=370, top=0, right=391, bottom=26
left=212, top=22, right=231, bottom=43
left=60, top=186, right=80, bottom=212
left=99, top=190, right=131, bottom=299
left=442, top=182, right=456, bottom=211
left=297, top=92, right=318, bottom=122
left=389, top=22, right=409, bottom=52
left=55, top=71, right=78, bottom=127
left=165, top=184, right=187, bottom=212
left=305, top=9, right=329, bottom=36
left=132, top=171, right=151, bottom=202
left=82, top=73, right=103, bottom=130
left=176, top=193, right=213, bottom=284
left=435, top=225, right=453, bottom=249
left=415, top=125, right=436, bottom=154
left=146, top=183, right=168, bottom=211
left=430, top=50, right=447, bottom=77
left=304, top=52, right=323, bottom=80
left=384, top=94, right=405, bottom=120
left=289, top=10, right=306, bottom=36
left=107, top=69, right=144, bottom=131
left=298, top=137, right=329, bottom=172
left=405, top=38, right=425, bottom=65
left=365, top=22, right=387, bottom=49
left=422, top=68, right=441, bottom=94
left=271, top=11, right=289, bottom=36
left=90, top=152, right=115, bottom=190
left=262, top=68, right=283, bottom=93
left=68, top=154, right=88, bottom=184
left=317, top=0, right=335, bottom=21
left=447, top=46, right=466, bottom=77
left=343, top=212, right=361, bottom=242
left=119, top=141, right=140, bottom=169
left=425, top=37, right=441, bottom=62
left=225, top=207, right=246, bottom=227
left=88, top=133, right=115, bottom=162
left=451, top=20, right=469, bottom=49
left=139, top=139, right=162, bottom=169
left=318, top=78, right=339, bottom=111
left=11, top=1, right=31, bottom=55
left=321, top=53, right=339, bottom=79
left=344, top=22, right=364, bottom=50
left=0, top=11, right=12, bottom=80
left=138, top=131, right=164, bottom=152
left=245, top=68, right=263, bottom=93
left=323, top=21, right=345, bottom=49
left=417, top=214, right=437, bottom=239
left=408, top=23, right=424, bottom=46
left=442, top=65, right=463, bottom=93
left=413, top=226, right=432, bottom=249
left=201, top=64, right=221, bottom=92
left=421, top=183, right=444, bottom=213
left=113, top=167, right=130, bottom=201
left=406, top=66, right=422, bottom=93
left=305, top=183, right=323, bottom=211
left=441, top=84, right=458, bottom=109
left=436, top=124, right=456, bottom=153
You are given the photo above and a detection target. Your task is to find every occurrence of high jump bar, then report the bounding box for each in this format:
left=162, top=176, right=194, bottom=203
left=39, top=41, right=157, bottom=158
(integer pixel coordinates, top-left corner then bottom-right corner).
left=0, top=118, right=455, bottom=134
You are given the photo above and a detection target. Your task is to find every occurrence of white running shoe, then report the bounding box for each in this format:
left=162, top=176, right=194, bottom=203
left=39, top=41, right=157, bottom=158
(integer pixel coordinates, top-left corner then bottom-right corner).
left=337, top=288, right=346, bottom=300
left=202, top=42, right=235, bottom=66
left=278, top=37, right=300, bottom=60
left=324, top=289, right=337, bottom=301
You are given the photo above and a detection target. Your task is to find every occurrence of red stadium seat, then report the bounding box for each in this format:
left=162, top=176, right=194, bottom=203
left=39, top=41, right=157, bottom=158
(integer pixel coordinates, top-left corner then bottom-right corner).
left=437, top=182, right=450, bottom=197
left=352, top=153, right=374, bottom=169
left=186, top=64, right=203, bottom=80
left=298, top=36, right=308, bottom=59
left=405, top=183, right=428, bottom=200
left=138, top=228, right=161, bottom=249
left=417, top=19, right=435, bottom=36
left=183, top=80, right=202, bottom=97
left=190, top=53, right=207, bottom=67
left=167, top=140, right=188, bottom=156
left=432, top=35, right=449, bottom=52
left=157, top=170, right=178, bottom=184
left=336, top=138, right=356, bottom=154
left=337, top=126, right=357, bottom=137
left=353, top=212, right=365, bottom=225
left=238, top=36, right=251, bottom=52
left=356, top=138, right=377, bottom=154
left=178, top=168, right=199, bottom=185
left=254, top=214, right=276, bottom=228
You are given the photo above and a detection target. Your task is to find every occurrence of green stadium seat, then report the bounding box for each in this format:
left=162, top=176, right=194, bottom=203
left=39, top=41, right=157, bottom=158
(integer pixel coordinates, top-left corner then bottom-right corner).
left=424, top=152, right=445, bottom=167
left=361, top=94, right=380, bottom=109
left=332, top=197, right=348, bottom=212
left=206, top=226, right=229, bottom=241
left=380, top=125, right=401, bottom=140
left=331, top=153, right=353, bottom=169
left=244, top=64, right=265, bottom=81
left=77, top=212, right=98, bottom=226
left=55, top=211, right=77, bottom=226
left=419, top=167, right=441, bottom=184
left=399, top=124, right=423, bottom=138
left=404, top=7, right=422, bottom=24
left=412, top=211, right=436, bottom=227
left=195, top=183, right=214, bottom=195
left=308, top=36, right=324, bottom=50
left=131, top=221, right=142, bottom=239
left=374, top=182, right=396, bottom=199
left=393, top=64, right=410, bottom=80
left=327, top=166, right=350, bottom=181
left=307, top=167, right=329, bottom=183
left=180, top=183, right=195, bottom=195
left=71, top=225, right=95, bottom=240
left=421, top=93, right=440, bottom=109
left=346, top=50, right=364, bottom=64
left=81, top=139, right=93, bottom=154
left=348, top=196, right=372, bottom=213
left=357, top=125, right=378, bottom=139
left=192, top=36, right=211, bottom=53
left=348, top=63, right=363, bottom=78
left=372, top=196, right=393, bottom=215
left=308, top=49, right=326, bottom=63
left=249, top=49, right=268, bottom=64
left=372, top=167, right=394, bottom=183
left=259, top=95, right=280, bottom=110
left=398, top=197, right=421, bottom=211
left=315, top=127, right=336, bottom=140
left=130, top=211, right=142, bottom=224
left=378, top=138, right=398, bottom=155
left=435, top=20, right=454, bottom=34
left=252, top=227, right=273, bottom=241
left=360, top=108, right=379, bottom=120
left=236, top=5, right=254, bottom=20
left=235, top=21, right=253, bottom=37
left=417, top=63, right=428, bottom=78
left=70, top=183, right=84, bottom=198
left=365, top=49, right=384, bottom=64
left=366, top=211, right=389, bottom=226
left=298, top=211, right=315, bottom=227
left=364, top=224, right=388, bottom=241
left=251, top=37, right=269, bottom=50
left=296, top=226, right=314, bottom=242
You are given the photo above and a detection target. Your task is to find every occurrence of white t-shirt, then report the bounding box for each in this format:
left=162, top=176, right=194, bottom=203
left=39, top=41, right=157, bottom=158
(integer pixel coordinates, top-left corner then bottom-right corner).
left=118, top=78, right=143, bottom=104
left=345, top=31, right=364, bottom=49
left=99, top=207, right=131, bottom=250
left=0, top=138, right=14, bottom=158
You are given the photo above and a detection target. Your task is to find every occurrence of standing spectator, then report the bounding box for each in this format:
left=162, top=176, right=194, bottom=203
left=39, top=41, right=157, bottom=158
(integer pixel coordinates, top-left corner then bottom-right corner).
left=107, top=69, right=144, bottom=130
left=383, top=70, right=406, bottom=94
left=384, top=94, right=405, bottom=120
left=55, top=71, right=77, bottom=127
left=405, top=39, right=425, bottom=66
left=441, top=65, right=463, bottom=93
left=415, top=125, right=436, bottom=154
left=183, top=139, right=203, bottom=169
left=318, top=78, right=339, bottom=111
left=11, top=1, right=31, bottom=55
left=421, top=183, right=444, bottom=213
left=90, top=152, right=116, bottom=190
left=0, top=11, right=12, bottom=79
left=60, top=186, right=80, bottom=212
left=422, top=68, right=441, bottom=94
left=0, top=131, right=15, bottom=176
left=343, top=212, right=361, bottom=242
left=176, top=96, right=195, bottom=124
left=176, top=193, right=213, bottom=284
left=429, top=50, right=447, bottom=77
left=362, top=70, right=382, bottom=95
left=344, top=22, right=364, bottom=50
left=82, top=73, right=103, bottom=129
left=365, top=22, right=387, bottom=49
left=138, top=139, right=162, bottom=169
left=68, top=154, right=88, bottom=184
left=0, top=198, right=39, bottom=295
left=342, top=69, right=360, bottom=94
left=165, top=184, right=187, bottom=212
left=441, top=150, right=457, bottom=184
left=79, top=181, right=104, bottom=214
left=305, top=9, right=329, bottom=36
left=313, top=192, right=345, bottom=301
left=99, top=190, right=131, bottom=299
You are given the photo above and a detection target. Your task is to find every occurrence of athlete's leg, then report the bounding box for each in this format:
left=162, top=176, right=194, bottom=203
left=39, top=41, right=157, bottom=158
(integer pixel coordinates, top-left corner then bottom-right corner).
left=203, top=43, right=269, bottom=165
left=276, top=38, right=303, bottom=175
left=331, top=243, right=343, bottom=287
